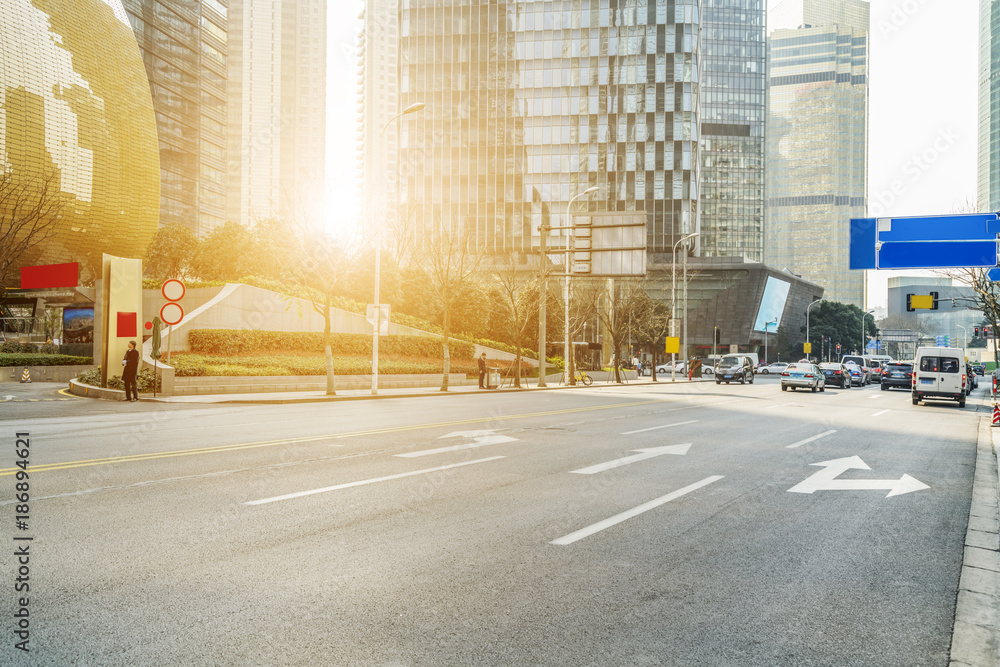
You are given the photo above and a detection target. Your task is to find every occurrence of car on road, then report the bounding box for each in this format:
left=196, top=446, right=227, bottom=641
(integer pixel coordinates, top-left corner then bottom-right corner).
left=781, top=363, right=825, bottom=392
left=912, top=346, right=966, bottom=407
left=819, top=362, right=851, bottom=388
left=841, top=355, right=873, bottom=385
left=966, top=364, right=978, bottom=394
left=843, top=361, right=865, bottom=386
left=758, top=362, right=788, bottom=375
left=716, top=355, right=754, bottom=385
left=880, top=361, right=913, bottom=391
left=972, top=364, right=985, bottom=376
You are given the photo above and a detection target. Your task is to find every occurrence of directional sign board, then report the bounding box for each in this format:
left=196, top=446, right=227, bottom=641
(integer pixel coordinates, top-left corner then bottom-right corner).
left=850, top=213, right=1000, bottom=271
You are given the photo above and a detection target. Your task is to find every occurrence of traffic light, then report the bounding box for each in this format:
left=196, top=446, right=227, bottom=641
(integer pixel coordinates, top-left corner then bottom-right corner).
left=715, top=328, right=722, bottom=344
left=930, top=291, right=939, bottom=310
left=836, top=343, right=841, bottom=354
left=975, top=326, right=980, bottom=338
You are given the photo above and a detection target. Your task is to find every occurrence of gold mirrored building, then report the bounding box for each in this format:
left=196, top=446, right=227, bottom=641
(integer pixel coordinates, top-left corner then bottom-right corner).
left=0, top=0, right=160, bottom=284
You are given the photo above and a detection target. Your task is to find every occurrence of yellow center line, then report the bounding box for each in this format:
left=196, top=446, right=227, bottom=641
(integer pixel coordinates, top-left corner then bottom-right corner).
left=0, top=399, right=659, bottom=476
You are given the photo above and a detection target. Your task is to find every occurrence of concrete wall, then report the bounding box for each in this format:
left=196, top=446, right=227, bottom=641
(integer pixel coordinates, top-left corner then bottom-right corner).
left=0, top=365, right=94, bottom=383
left=173, top=373, right=473, bottom=395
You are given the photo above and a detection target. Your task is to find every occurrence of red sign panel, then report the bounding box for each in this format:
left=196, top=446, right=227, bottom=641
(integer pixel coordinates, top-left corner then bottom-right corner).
left=20, top=263, right=79, bottom=289
left=117, top=312, right=137, bottom=338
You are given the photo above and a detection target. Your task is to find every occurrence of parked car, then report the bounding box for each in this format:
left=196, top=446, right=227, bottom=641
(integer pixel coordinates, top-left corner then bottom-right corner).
left=716, top=355, right=754, bottom=385
left=781, top=363, right=826, bottom=392
left=912, top=346, right=966, bottom=407
left=880, top=361, right=913, bottom=391
left=819, top=362, right=851, bottom=388
left=758, top=362, right=788, bottom=375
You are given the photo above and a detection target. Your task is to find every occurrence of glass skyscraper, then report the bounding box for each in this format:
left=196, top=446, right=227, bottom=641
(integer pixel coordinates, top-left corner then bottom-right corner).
left=699, top=0, right=765, bottom=261
left=123, top=0, right=229, bottom=236
left=979, top=0, right=1000, bottom=213
left=375, top=0, right=702, bottom=256
left=765, top=0, right=869, bottom=308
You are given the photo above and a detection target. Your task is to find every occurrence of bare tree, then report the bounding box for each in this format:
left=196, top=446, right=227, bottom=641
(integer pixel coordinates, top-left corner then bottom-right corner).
left=407, top=225, right=486, bottom=391
left=631, top=288, right=673, bottom=381
left=0, top=168, right=65, bottom=289
left=490, top=252, right=538, bottom=388
left=581, top=279, right=647, bottom=383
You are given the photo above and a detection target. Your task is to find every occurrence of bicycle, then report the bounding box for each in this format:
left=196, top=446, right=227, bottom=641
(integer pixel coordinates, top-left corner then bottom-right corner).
left=574, top=369, right=593, bottom=386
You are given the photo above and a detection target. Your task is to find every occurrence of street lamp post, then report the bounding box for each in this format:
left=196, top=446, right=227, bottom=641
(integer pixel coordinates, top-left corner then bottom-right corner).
left=372, top=102, right=424, bottom=395
left=861, top=309, right=874, bottom=356
left=563, top=186, right=599, bottom=385
left=670, top=232, right=699, bottom=382
left=806, top=298, right=824, bottom=362
left=957, top=324, right=968, bottom=349
left=764, top=318, right=777, bottom=366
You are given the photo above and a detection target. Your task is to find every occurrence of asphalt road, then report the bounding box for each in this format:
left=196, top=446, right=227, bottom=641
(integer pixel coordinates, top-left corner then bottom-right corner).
left=0, top=376, right=983, bottom=665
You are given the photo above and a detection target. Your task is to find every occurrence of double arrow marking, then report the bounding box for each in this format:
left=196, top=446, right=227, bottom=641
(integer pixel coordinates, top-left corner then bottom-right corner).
left=788, top=456, right=929, bottom=498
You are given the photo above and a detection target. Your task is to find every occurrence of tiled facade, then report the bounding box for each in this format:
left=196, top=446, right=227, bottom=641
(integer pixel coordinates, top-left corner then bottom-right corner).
left=123, top=0, right=229, bottom=236
left=378, top=0, right=702, bottom=256
left=979, top=0, right=1000, bottom=213
left=0, top=0, right=160, bottom=281
left=764, top=0, right=868, bottom=308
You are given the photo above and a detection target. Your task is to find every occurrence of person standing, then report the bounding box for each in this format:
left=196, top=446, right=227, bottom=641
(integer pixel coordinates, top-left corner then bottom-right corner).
left=122, top=340, right=140, bottom=402
left=478, top=352, right=487, bottom=389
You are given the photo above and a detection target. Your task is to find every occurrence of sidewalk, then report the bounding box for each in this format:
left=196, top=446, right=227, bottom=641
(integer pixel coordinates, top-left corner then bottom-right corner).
left=142, top=374, right=711, bottom=404
left=950, top=389, right=1000, bottom=666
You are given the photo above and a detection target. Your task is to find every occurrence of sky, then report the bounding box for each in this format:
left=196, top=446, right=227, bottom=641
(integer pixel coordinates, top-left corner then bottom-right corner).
left=326, top=0, right=980, bottom=309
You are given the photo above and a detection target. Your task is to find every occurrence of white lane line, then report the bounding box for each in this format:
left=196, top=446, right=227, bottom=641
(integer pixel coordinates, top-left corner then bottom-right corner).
left=869, top=394, right=882, bottom=400
left=550, top=476, right=724, bottom=546
left=765, top=403, right=796, bottom=410
left=871, top=409, right=890, bottom=417
left=245, top=456, right=505, bottom=505
left=786, top=429, right=838, bottom=449
left=621, top=420, right=698, bottom=435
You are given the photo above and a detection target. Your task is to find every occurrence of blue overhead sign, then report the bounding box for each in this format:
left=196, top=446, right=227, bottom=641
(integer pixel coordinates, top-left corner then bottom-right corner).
left=850, top=213, right=1000, bottom=271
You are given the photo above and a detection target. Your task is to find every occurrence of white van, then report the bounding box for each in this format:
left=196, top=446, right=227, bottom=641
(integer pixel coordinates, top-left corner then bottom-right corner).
left=912, top=346, right=967, bottom=408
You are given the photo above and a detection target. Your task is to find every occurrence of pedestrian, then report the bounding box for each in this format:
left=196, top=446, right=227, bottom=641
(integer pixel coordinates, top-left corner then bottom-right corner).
left=122, top=340, right=140, bottom=402
left=478, top=352, right=487, bottom=389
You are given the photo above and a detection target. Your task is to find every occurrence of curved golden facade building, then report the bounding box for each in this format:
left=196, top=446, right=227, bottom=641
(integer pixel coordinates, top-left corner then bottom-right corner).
left=0, top=0, right=159, bottom=284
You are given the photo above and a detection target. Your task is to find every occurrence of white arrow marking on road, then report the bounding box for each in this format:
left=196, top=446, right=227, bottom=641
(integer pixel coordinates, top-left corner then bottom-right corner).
left=395, top=430, right=519, bottom=458
left=245, top=456, right=505, bottom=505
left=551, top=475, right=724, bottom=545
left=786, top=429, right=837, bottom=449
left=787, top=456, right=929, bottom=498
left=570, top=443, right=692, bottom=475
left=621, top=420, right=698, bottom=435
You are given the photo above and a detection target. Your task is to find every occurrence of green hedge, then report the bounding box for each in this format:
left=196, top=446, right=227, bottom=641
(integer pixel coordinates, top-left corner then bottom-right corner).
left=187, top=329, right=476, bottom=360
left=78, top=367, right=161, bottom=392
left=0, top=354, right=93, bottom=367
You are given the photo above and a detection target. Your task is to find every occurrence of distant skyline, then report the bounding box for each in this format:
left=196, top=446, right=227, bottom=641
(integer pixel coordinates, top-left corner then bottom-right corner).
left=327, top=0, right=979, bottom=308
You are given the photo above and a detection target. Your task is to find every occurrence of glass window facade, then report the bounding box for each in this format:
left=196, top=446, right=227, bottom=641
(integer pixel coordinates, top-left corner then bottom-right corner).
left=0, top=0, right=160, bottom=282
left=124, top=0, right=228, bottom=236
left=979, top=0, right=1000, bottom=212
left=764, top=0, right=868, bottom=308
left=377, top=0, right=701, bottom=256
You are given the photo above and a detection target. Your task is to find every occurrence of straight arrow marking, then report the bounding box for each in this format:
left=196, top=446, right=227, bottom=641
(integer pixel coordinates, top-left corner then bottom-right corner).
left=788, top=456, right=929, bottom=498
left=786, top=429, right=837, bottom=449
left=396, top=430, right=519, bottom=458
left=621, top=420, right=698, bottom=435
left=551, top=475, right=724, bottom=545
left=246, top=456, right=506, bottom=505
left=570, top=444, right=692, bottom=475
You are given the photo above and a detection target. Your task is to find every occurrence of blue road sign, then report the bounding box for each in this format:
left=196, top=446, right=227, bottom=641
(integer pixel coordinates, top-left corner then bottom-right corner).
left=989, top=268, right=1000, bottom=282
left=878, top=240, right=997, bottom=269
left=849, top=218, right=877, bottom=270
left=876, top=214, right=1000, bottom=243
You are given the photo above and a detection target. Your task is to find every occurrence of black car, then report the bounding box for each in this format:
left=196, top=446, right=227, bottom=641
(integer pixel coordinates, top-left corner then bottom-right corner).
left=716, top=356, right=754, bottom=384
left=880, top=361, right=913, bottom=391
left=972, top=364, right=985, bottom=376
left=819, top=362, right=852, bottom=388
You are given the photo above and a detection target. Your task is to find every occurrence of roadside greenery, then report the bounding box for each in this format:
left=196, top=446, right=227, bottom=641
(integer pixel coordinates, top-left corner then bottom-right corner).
left=78, top=367, right=161, bottom=392
left=0, top=353, right=92, bottom=366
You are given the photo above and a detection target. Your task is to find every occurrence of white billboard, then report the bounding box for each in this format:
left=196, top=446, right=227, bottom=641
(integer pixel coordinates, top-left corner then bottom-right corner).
left=753, top=276, right=791, bottom=333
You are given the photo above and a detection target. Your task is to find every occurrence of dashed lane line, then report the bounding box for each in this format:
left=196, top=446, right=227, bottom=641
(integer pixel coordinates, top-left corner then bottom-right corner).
left=786, top=429, right=838, bottom=449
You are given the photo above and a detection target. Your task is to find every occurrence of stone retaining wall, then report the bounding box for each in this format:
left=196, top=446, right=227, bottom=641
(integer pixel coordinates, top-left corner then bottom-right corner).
left=0, top=365, right=95, bottom=383
left=172, top=373, right=473, bottom=395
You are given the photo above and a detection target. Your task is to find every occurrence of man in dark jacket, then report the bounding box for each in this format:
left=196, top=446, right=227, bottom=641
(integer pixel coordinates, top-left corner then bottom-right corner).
left=123, top=340, right=140, bottom=402
left=478, top=353, right=487, bottom=389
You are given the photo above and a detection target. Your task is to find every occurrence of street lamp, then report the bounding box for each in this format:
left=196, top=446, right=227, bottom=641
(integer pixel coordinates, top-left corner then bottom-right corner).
left=563, top=186, right=599, bottom=385
left=805, top=297, right=824, bottom=362
left=956, top=324, right=967, bottom=349
left=764, top=318, right=777, bottom=366
left=671, top=232, right=699, bottom=382
left=372, top=102, right=425, bottom=395
left=861, top=309, right=874, bottom=356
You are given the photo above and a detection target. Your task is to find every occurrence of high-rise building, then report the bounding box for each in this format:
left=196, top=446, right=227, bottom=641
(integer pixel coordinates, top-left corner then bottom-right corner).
left=979, top=0, right=1000, bottom=213
left=699, top=0, right=766, bottom=261
left=123, top=0, right=229, bottom=236
left=227, top=0, right=326, bottom=227
left=363, top=0, right=703, bottom=256
left=764, top=0, right=869, bottom=308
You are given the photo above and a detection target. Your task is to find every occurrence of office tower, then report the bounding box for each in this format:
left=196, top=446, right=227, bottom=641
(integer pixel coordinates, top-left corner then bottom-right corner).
left=366, top=0, right=702, bottom=255
left=699, top=0, right=766, bottom=261
left=980, top=0, right=1000, bottom=213
left=765, top=0, right=869, bottom=307
left=123, top=0, right=228, bottom=236
left=0, top=0, right=159, bottom=281
left=227, top=0, right=327, bottom=227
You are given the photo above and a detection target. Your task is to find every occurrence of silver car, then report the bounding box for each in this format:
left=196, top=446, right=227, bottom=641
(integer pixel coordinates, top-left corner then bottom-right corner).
left=781, top=363, right=826, bottom=392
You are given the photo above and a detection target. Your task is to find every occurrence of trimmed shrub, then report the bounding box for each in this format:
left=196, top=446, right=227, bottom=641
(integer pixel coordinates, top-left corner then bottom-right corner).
left=78, top=367, right=161, bottom=393
left=187, top=329, right=476, bottom=360
left=0, top=354, right=93, bottom=367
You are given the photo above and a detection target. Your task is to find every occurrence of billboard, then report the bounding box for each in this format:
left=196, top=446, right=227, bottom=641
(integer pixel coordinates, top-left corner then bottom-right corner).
left=753, top=276, right=791, bottom=333
left=63, top=307, right=94, bottom=344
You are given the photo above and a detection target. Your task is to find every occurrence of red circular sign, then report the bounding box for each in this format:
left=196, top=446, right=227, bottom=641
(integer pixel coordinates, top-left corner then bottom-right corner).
left=160, top=302, right=184, bottom=326
left=162, top=279, right=185, bottom=302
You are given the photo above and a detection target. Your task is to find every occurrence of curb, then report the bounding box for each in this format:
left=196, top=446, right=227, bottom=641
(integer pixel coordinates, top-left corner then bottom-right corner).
left=949, top=414, right=1000, bottom=666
